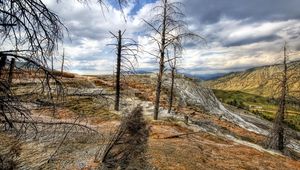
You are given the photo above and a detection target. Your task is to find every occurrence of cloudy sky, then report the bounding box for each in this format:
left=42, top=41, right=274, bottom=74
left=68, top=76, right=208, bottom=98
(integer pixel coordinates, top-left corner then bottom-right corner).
left=45, top=0, right=300, bottom=77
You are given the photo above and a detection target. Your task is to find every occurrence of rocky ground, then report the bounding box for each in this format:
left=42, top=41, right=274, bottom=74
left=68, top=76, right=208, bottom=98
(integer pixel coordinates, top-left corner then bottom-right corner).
left=1, top=74, right=300, bottom=169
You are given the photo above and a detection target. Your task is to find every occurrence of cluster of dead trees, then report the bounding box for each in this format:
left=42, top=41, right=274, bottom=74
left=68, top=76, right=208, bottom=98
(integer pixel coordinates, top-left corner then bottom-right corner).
left=1, top=0, right=201, bottom=130
left=111, top=0, right=201, bottom=121
left=0, top=0, right=66, bottom=132
left=0, top=0, right=129, bottom=168
left=144, top=0, right=201, bottom=120
left=0, top=0, right=131, bottom=133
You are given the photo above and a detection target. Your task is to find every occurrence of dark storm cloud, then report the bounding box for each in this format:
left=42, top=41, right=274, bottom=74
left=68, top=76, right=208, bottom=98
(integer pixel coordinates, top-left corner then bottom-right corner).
left=184, top=0, right=300, bottom=24
left=296, top=44, right=300, bottom=51
left=182, top=0, right=300, bottom=48
left=223, top=34, right=280, bottom=47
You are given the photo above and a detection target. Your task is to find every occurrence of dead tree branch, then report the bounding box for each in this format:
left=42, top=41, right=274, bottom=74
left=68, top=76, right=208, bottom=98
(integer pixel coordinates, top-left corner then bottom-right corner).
left=143, top=0, right=203, bottom=120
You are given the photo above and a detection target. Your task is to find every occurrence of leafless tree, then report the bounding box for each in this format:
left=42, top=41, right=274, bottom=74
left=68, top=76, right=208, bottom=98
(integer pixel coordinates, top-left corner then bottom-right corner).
left=60, top=48, right=65, bottom=79
left=269, top=43, right=288, bottom=151
left=167, top=46, right=181, bottom=113
left=8, top=58, right=15, bottom=87
left=144, top=0, right=201, bottom=120
left=267, top=42, right=300, bottom=151
left=109, top=30, right=139, bottom=111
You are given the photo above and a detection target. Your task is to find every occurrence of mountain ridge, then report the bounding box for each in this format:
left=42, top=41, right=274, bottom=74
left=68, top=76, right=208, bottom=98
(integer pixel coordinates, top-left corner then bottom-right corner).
left=204, top=60, right=300, bottom=98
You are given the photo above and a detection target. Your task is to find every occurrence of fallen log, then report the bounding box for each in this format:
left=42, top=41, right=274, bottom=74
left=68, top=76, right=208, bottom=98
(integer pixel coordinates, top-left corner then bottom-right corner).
left=0, top=118, right=99, bottom=134
left=156, top=131, right=203, bottom=139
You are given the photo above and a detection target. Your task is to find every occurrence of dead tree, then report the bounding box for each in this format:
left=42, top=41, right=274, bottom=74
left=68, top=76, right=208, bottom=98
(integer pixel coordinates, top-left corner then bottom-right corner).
left=144, top=0, right=201, bottom=120
left=0, top=55, right=7, bottom=77
left=61, top=48, right=65, bottom=79
left=267, top=42, right=289, bottom=151
left=273, top=43, right=287, bottom=151
left=109, top=30, right=139, bottom=111
left=167, top=47, right=181, bottom=113
left=51, top=56, right=54, bottom=72
left=115, top=30, right=122, bottom=111
left=8, top=58, right=15, bottom=87
left=168, top=58, right=176, bottom=113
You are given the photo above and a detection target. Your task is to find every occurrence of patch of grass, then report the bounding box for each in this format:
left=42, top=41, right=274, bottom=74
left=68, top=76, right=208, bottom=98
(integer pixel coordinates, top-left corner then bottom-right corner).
left=213, top=89, right=273, bottom=106
left=65, top=97, right=120, bottom=121
left=213, top=89, right=300, bottom=131
left=285, top=114, right=300, bottom=131
left=63, top=79, right=95, bottom=88
left=251, top=110, right=273, bottom=121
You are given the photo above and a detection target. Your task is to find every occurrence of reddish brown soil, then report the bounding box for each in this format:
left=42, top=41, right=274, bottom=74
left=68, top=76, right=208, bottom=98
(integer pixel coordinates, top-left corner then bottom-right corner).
left=148, top=124, right=300, bottom=170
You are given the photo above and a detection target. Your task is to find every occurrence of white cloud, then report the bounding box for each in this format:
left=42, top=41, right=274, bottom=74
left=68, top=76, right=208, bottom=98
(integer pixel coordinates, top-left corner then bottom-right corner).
left=42, top=0, right=300, bottom=76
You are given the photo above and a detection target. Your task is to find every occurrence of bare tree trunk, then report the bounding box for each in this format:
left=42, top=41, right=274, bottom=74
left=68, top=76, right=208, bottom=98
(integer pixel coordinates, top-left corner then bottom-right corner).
left=61, top=48, right=65, bottom=79
left=8, top=58, right=15, bottom=87
left=154, top=56, right=165, bottom=120
left=269, top=43, right=288, bottom=151
left=115, top=30, right=122, bottom=111
left=154, top=0, right=167, bottom=120
left=168, top=66, right=175, bottom=113
left=51, top=56, right=54, bottom=71
left=0, top=55, right=7, bottom=77
left=0, top=59, right=9, bottom=131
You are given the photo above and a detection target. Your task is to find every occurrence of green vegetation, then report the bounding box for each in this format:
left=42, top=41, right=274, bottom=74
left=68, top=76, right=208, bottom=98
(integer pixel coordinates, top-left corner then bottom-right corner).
left=213, top=89, right=274, bottom=106
left=227, top=99, right=249, bottom=110
left=213, top=89, right=300, bottom=131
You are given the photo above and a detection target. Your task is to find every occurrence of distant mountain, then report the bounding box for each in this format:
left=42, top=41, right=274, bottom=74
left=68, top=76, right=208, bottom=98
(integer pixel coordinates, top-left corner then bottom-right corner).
left=133, top=70, right=228, bottom=81
left=135, top=70, right=153, bottom=75
left=197, top=73, right=230, bottom=80
left=174, top=72, right=228, bottom=81
left=205, top=61, right=300, bottom=98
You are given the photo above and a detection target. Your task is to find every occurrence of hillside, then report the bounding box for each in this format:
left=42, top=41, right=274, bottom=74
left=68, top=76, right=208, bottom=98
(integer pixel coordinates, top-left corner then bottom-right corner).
left=205, top=61, right=300, bottom=98
left=204, top=61, right=300, bottom=131
left=1, top=73, right=300, bottom=169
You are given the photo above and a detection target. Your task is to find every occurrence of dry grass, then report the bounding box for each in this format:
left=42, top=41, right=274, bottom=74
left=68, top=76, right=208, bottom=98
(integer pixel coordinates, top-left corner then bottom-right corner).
left=51, top=70, right=76, bottom=78
left=0, top=133, right=20, bottom=169
left=64, top=97, right=120, bottom=122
